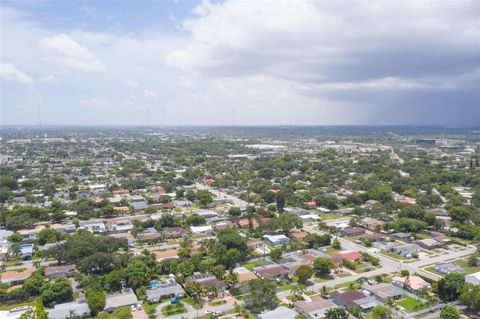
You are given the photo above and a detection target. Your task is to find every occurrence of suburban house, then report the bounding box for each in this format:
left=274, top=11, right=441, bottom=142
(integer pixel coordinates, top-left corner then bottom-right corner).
left=186, top=272, right=227, bottom=290
left=19, top=243, right=34, bottom=260
left=465, top=272, right=480, bottom=285
left=105, top=217, right=133, bottom=233
left=361, top=217, right=385, bottom=231
left=145, top=279, right=185, bottom=302
left=233, top=267, right=257, bottom=283
left=392, top=232, right=411, bottom=242
left=289, top=231, right=308, bottom=242
left=44, top=264, right=76, bottom=278
left=154, top=249, right=179, bottom=262
left=392, top=244, right=421, bottom=258
left=331, top=251, right=362, bottom=263
left=294, top=296, right=337, bottom=319
left=331, top=290, right=378, bottom=310
left=258, top=306, right=297, bottom=319
left=253, top=264, right=289, bottom=280
left=360, top=233, right=387, bottom=242
left=416, top=238, right=440, bottom=249
left=136, top=228, right=163, bottom=242
left=392, top=276, right=431, bottom=292
left=262, top=234, right=290, bottom=246
left=163, top=227, right=189, bottom=239
left=434, top=263, right=465, bottom=275
left=78, top=220, right=107, bottom=233
left=104, top=288, right=139, bottom=312
left=50, top=223, right=76, bottom=234
left=47, top=300, right=91, bottom=319
left=362, top=283, right=405, bottom=302
left=190, top=225, right=213, bottom=236
left=237, top=218, right=259, bottom=229
left=0, top=268, right=35, bottom=285
left=340, top=227, right=365, bottom=237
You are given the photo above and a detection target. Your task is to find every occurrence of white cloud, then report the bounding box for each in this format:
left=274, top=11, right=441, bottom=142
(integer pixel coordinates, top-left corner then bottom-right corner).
left=38, top=75, right=58, bottom=84
left=41, top=33, right=104, bottom=72
left=144, top=89, right=158, bottom=98
left=0, top=63, right=34, bottom=84
left=312, top=77, right=428, bottom=91
left=124, top=78, right=140, bottom=87
left=80, top=97, right=113, bottom=107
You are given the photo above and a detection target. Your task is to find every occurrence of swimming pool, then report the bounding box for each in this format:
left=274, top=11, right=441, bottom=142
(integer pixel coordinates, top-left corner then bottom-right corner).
left=150, top=281, right=161, bottom=287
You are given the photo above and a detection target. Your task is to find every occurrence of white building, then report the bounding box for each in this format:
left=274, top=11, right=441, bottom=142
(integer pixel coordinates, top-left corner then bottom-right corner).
left=465, top=271, right=480, bottom=285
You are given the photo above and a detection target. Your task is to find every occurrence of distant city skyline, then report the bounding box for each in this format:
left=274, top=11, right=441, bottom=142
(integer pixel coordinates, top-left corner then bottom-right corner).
left=1, top=0, right=479, bottom=126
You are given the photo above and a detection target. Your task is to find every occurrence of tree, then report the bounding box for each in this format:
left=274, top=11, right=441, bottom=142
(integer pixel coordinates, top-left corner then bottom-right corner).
left=270, top=249, right=282, bottom=262
left=86, top=289, right=106, bottom=315
left=440, top=305, right=460, bottom=319
left=112, top=307, right=133, bottom=319
left=295, top=265, right=313, bottom=285
left=372, top=305, right=391, bottom=319
left=275, top=213, right=303, bottom=234
left=196, top=190, right=213, bottom=207
left=276, top=190, right=286, bottom=212
left=448, top=206, right=470, bottom=223
left=23, top=271, right=45, bottom=295
left=78, top=252, right=115, bottom=275
left=185, top=213, right=206, bottom=226
left=313, top=257, right=334, bottom=276
left=40, top=277, right=73, bottom=307
left=37, top=227, right=61, bottom=246
left=305, top=234, right=331, bottom=248
left=437, top=273, right=465, bottom=302
left=459, top=283, right=480, bottom=312
left=332, top=239, right=341, bottom=250
left=244, top=279, right=277, bottom=312
left=185, top=281, right=206, bottom=307
left=228, top=207, right=242, bottom=217
left=325, top=308, right=349, bottom=319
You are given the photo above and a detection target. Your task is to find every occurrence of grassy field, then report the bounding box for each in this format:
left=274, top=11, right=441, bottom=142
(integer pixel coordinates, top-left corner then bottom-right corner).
left=396, top=296, right=428, bottom=313
left=161, top=303, right=187, bottom=317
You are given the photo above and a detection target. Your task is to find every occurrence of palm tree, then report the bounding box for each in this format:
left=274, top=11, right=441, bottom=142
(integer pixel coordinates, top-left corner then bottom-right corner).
left=225, top=270, right=238, bottom=289
left=325, top=308, right=349, bottom=319
left=185, top=281, right=206, bottom=319
left=321, top=286, right=328, bottom=297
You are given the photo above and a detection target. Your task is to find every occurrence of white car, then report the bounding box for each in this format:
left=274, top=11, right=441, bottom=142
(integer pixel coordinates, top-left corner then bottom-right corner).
left=205, top=309, right=214, bottom=314
left=131, top=305, right=136, bottom=311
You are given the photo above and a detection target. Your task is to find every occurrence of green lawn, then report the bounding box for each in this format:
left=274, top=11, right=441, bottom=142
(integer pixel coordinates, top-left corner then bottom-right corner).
left=279, top=284, right=296, bottom=291
left=243, top=259, right=268, bottom=271
left=396, top=296, right=428, bottom=313
left=380, top=251, right=409, bottom=261
left=345, top=236, right=360, bottom=242
left=320, top=213, right=344, bottom=220
left=325, top=247, right=340, bottom=255
left=161, top=303, right=187, bottom=317
left=143, top=301, right=160, bottom=317
left=454, top=259, right=480, bottom=275
left=209, top=299, right=227, bottom=306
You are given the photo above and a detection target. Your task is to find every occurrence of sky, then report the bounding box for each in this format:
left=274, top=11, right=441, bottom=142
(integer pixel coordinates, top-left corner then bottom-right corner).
left=1, top=0, right=479, bottom=126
